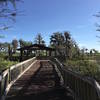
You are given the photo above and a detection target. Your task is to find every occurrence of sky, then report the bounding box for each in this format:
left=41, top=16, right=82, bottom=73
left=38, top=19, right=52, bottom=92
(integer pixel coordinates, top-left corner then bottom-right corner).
left=1, top=0, right=100, bottom=50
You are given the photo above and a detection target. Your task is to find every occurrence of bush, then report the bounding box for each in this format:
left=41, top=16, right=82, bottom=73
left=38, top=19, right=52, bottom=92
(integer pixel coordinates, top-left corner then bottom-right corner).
left=64, top=60, right=100, bottom=81
left=0, top=57, right=18, bottom=72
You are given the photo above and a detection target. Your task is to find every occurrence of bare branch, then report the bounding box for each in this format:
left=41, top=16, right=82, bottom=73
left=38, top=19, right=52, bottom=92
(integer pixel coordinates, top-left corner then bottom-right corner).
left=96, top=35, right=100, bottom=38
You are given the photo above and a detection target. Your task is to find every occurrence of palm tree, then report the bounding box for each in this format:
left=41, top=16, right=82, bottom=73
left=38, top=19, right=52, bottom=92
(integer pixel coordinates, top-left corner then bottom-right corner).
left=50, top=32, right=64, bottom=46
left=19, top=39, right=32, bottom=47
left=64, top=31, right=72, bottom=58
left=12, top=39, right=18, bottom=53
left=50, top=32, right=65, bottom=56
left=34, top=33, right=45, bottom=45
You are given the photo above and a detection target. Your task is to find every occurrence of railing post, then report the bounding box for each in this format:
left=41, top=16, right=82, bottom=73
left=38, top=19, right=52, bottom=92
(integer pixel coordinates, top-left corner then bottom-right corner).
left=8, top=67, right=11, bottom=84
left=53, top=58, right=100, bottom=100
left=63, top=70, right=66, bottom=87
left=0, top=74, right=2, bottom=100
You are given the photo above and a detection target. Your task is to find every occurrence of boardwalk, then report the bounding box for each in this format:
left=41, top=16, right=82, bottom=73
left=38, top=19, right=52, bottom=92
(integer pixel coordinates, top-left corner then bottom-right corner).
left=5, top=60, right=73, bottom=100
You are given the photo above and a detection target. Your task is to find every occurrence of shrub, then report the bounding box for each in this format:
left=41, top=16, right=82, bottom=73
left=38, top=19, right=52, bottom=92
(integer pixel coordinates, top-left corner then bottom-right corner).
left=0, top=58, right=18, bottom=72
left=64, top=60, right=100, bottom=81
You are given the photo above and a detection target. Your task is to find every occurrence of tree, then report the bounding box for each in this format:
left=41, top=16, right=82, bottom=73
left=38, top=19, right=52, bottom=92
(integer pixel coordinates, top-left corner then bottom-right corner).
left=64, top=31, right=72, bottom=58
left=50, top=32, right=65, bottom=56
left=0, top=42, right=10, bottom=52
left=12, top=39, right=18, bottom=53
left=0, top=0, right=20, bottom=19
left=90, top=49, right=93, bottom=56
left=8, top=43, right=13, bottom=58
left=19, top=39, right=23, bottom=47
left=50, top=32, right=64, bottom=46
left=19, top=39, right=32, bottom=47
left=50, top=31, right=80, bottom=59
left=0, top=0, right=21, bottom=30
left=0, top=0, right=21, bottom=40
left=50, top=32, right=71, bottom=57
left=92, top=49, right=99, bottom=54
left=94, top=12, right=100, bottom=32
left=34, top=33, right=45, bottom=45
left=70, top=39, right=80, bottom=59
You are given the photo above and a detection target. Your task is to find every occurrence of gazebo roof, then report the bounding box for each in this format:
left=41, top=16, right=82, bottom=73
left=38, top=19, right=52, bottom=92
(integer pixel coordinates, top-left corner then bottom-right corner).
left=17, top=44, right=55, bottom=51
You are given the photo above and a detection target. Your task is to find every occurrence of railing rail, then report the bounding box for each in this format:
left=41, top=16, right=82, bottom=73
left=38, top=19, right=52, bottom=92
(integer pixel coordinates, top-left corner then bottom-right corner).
left=1, top=56, right=100, bottom=100
left=0, top=57, right=36, bottom=100
left=51, top=58, right=100, bottom=100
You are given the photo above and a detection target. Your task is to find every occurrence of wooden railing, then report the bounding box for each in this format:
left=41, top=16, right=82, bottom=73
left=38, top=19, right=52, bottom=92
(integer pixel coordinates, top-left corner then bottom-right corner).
left=0, top=57, right=36, bottom=100
left=51, top=58, right=100, bottom=100
left=1, top=56, right=100, bottom=100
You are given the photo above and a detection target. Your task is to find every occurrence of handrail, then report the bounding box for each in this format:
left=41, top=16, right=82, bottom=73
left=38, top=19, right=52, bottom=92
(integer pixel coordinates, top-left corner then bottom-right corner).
left=52, top=58, right=100, bottom=100
left=0, top=57, right=36, bottom=100
left=1, top=56, right=100, bottom=100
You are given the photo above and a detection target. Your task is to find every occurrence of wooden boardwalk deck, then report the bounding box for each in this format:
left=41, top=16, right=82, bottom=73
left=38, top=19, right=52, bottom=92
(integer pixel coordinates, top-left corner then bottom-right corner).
left=5, top=60, right=73, bottom=100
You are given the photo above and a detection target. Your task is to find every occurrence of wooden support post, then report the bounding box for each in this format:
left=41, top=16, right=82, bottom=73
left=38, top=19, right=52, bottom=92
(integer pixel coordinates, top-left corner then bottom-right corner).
left=36, top=50, right=38, bottom=57
left=49, top=51, right=51, bottom=56
left=46, top=50, right=48, bottom=56
left=27, top=50, right=28, bottom=57
left=55, top=50, right=56, bottom=57
left=20, top=50, right=23, bottom=62
left=26, top=50, right=30, bottom=59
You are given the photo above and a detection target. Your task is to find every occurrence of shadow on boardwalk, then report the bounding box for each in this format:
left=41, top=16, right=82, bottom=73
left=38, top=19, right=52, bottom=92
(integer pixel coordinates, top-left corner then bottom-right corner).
left=6, top=60, right=73, bottom=100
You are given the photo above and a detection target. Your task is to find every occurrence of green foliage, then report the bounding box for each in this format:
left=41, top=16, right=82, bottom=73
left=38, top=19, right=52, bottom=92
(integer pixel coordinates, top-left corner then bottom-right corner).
left=12, top=39, right=18, bottom=53
left=34, top=33, right=45, bottom=45
left=64, top=60, right=100, bottom=81
left=50, top=32, right=64, bottom=46
left=0, top=52, right=18, bottom=71
left=0, top=59, right=17, bottom=71
left=50, top=31, right=80, bottom=59
left=19, top=39, right=32, bottom=47
left=0, top=52, right=7, bottom=58
left=0, top=42, right=10, bottom=52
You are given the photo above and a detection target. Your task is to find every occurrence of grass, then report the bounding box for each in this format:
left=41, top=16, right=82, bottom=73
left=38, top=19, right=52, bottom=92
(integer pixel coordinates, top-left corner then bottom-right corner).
left=0, top=52, right=18, bottom=72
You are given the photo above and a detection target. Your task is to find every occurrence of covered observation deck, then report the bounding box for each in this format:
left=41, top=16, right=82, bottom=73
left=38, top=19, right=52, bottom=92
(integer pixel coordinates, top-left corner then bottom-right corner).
left=17, top=44, right=56, bottom=61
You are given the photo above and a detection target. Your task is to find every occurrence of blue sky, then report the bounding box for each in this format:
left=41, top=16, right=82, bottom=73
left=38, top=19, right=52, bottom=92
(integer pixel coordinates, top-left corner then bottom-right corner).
left=1, top=0, right=100, bottom=50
